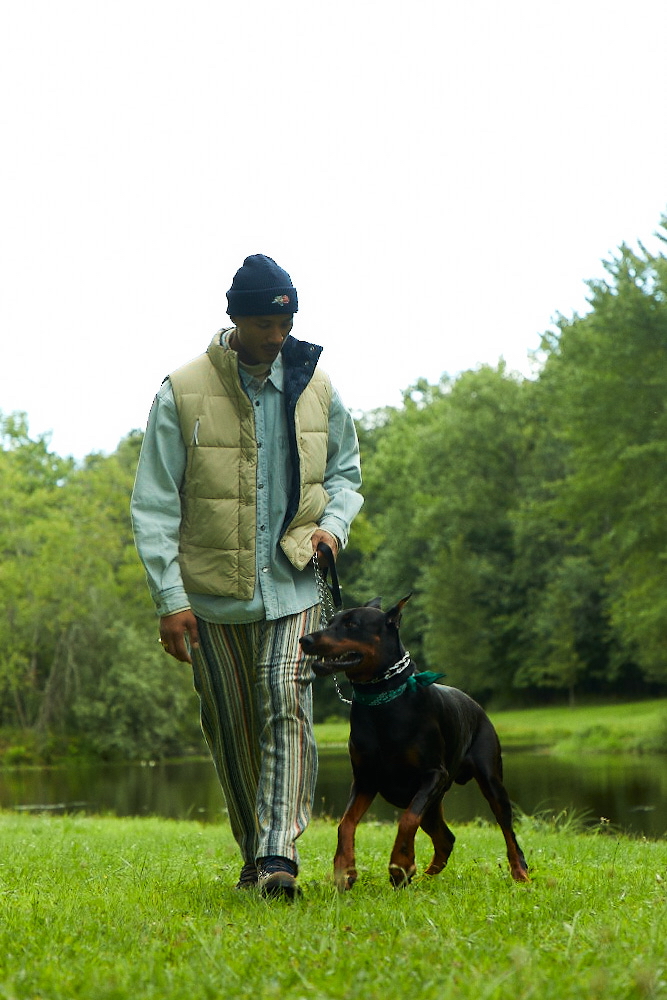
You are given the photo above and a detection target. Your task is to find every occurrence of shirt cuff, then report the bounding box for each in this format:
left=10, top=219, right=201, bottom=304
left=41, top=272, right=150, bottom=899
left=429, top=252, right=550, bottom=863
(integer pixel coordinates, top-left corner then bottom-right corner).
left=318, top=517, right=347, bottom=549
left=154, top=587, right=191, bottom=617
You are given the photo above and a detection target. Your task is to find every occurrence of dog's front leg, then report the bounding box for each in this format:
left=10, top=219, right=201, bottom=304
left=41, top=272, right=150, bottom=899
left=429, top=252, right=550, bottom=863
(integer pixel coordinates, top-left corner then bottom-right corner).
left=389, top=768, right=448, bottom=888
left=334, top=784, right=376, bottom=892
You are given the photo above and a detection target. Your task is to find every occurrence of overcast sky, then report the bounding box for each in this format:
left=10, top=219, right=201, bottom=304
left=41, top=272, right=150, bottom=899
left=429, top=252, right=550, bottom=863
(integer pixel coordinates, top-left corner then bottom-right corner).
left=1, top=0, right=666, bottom=460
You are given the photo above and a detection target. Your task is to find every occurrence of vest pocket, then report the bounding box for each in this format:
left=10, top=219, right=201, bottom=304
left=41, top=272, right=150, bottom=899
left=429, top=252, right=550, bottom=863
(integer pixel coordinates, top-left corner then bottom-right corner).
left=184, top=418, right=201, bottom=482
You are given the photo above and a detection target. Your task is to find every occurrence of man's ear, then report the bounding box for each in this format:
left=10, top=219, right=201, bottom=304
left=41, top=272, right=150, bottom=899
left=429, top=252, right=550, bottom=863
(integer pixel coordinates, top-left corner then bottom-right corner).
left=385, top=593, right=412, bottom=628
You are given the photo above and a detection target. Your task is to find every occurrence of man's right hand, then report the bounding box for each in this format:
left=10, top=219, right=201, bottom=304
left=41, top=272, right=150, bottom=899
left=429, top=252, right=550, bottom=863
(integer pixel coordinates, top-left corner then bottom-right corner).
left=159, top=610, right=200, bottom=663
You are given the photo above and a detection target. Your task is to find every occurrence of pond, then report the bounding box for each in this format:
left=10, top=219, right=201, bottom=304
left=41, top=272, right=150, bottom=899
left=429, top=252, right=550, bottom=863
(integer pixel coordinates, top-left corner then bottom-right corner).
left=1, top=749, right=665, bottom=840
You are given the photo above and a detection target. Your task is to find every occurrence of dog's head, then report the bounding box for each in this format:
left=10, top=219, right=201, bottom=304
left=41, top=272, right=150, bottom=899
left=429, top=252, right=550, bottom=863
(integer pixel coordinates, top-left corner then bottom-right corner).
left=299, top=595, right=411, bottom=683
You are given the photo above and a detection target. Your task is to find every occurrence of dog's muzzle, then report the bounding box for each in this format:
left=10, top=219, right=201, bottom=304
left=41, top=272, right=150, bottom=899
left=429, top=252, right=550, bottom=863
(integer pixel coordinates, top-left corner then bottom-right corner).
left=300, top=634, right=364, bottom=676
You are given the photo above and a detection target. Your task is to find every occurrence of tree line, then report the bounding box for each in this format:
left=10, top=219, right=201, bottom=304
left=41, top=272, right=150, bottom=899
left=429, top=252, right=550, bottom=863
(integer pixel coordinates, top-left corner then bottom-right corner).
left=343, top=222, right=667, bottom=711
left=1, top=222, right=666, bottom=759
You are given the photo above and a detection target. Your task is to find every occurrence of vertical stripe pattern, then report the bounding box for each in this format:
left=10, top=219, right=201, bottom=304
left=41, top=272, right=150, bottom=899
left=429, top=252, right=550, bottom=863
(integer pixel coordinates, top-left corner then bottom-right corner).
left=191, top=605, right=320, bottom=866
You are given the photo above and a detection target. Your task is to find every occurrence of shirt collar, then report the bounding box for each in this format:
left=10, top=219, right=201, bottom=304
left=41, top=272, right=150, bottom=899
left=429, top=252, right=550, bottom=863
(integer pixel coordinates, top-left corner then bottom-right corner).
left=221, top=327, right=285, bottom=393
left=268, top=351, right=284, bottom=392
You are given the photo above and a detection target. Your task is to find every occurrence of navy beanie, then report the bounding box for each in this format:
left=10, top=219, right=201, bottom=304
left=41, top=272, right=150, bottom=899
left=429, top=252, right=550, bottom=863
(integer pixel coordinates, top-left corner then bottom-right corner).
left=226, top=254, right=298, bottom=316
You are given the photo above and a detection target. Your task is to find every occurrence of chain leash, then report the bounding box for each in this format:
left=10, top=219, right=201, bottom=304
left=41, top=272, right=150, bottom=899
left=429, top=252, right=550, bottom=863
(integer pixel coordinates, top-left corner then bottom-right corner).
left=312, top=549, right=352, bottom=706
left=313, top=553, right=336, bottom=626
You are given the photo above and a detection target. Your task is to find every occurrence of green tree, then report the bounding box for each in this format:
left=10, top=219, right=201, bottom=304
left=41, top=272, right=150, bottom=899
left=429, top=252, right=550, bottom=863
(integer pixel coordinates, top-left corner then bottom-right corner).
left=355, top=384, right=450, bottom=660
left=539, top=224, right=667, bottom=683
left=358, top=367, right=533, bottom=700
left=414, top=366, right=530, bottom=698
left=0, top=416, right=199, bottom=758
left=512, top=555, right=612, bottom=704
left=0, top=414, right=75, bottom=730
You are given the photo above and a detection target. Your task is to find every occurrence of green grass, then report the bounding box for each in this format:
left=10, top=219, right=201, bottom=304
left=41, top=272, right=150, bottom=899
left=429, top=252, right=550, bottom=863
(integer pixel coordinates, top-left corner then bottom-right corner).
left=491, top=699, right=667, bottom=754
left=315, top=698, right=667, bottom=755
left=0, top=812, right=665, bottom=999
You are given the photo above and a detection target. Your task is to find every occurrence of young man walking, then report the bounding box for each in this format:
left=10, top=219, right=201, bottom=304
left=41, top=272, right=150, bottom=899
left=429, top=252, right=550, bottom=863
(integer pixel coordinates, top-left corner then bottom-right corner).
left=131, top=254, right=363, bottom=898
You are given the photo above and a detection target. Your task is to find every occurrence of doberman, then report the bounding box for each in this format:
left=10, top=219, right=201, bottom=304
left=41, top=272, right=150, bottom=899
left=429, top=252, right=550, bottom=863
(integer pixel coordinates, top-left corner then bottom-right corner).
left=299, top=595, right=530, bottom=890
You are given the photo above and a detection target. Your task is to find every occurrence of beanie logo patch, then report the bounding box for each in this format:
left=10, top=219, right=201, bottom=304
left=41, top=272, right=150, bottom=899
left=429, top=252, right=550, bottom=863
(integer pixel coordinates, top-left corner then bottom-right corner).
left=272, top=294, right=291, bottom=306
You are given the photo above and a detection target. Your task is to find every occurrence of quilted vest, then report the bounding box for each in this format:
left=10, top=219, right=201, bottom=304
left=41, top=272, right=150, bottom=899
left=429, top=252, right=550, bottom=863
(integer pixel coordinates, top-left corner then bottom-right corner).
left=169, top=331, right=332, bottom=600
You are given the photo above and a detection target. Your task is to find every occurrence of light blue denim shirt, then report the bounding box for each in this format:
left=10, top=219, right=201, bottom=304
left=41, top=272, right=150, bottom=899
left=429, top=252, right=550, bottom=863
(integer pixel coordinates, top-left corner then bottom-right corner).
left=131, top=344, right=363, bottom=624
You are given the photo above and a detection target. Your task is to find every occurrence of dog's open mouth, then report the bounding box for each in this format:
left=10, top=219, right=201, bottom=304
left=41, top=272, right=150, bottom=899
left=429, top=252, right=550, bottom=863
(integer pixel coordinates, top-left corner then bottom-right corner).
left=307, top=652, right=364, bottom=676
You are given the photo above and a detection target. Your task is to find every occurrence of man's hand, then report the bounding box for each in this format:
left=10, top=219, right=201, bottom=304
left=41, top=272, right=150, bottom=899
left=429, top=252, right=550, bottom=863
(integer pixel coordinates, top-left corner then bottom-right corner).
left=159, top=610, right=200, bottom=663
left=311, top=529, right=339, bottom=566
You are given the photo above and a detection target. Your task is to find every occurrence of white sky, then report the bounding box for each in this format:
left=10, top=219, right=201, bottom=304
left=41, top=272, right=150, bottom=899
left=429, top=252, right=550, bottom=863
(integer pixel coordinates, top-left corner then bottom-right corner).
left=1, top=0, right=666, bottom=459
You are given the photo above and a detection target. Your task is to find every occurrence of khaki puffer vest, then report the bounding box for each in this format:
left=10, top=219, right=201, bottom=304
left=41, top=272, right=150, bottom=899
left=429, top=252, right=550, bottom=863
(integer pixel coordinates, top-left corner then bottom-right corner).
left=169, top=331, right=331, bottom=600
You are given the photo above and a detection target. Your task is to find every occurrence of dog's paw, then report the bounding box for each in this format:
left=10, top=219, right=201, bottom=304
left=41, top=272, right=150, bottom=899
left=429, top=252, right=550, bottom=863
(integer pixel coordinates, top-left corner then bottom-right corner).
left=389, top=863, right=416, bottom=888
left=334, top=867, right=357, bottom=892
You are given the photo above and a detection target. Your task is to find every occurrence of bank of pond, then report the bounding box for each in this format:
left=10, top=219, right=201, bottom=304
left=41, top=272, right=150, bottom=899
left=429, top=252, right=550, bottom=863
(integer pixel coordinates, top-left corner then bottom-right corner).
left=1, top=747, right=665, bottom=841
left=1, top=699, right=666, bottom=840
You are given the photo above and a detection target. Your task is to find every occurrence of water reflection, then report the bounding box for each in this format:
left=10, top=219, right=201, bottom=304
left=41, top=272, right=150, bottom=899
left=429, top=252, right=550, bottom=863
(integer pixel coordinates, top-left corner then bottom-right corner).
left=319, top=749, right=667, bottom=838
left=0, top=750, right=665, bottom=839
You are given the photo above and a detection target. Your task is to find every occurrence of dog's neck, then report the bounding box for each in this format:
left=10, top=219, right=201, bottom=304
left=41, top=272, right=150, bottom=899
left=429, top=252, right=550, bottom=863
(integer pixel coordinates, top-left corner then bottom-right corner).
left=350, top=650, right=413, bottom=703
left=361, top=650, right=412, bottom=686
left=350, top=650, right=445, bottom=707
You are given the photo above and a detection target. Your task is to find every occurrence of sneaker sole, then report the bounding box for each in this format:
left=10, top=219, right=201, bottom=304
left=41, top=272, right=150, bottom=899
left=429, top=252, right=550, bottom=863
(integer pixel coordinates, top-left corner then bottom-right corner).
left=258, top=873, right=302, bottom=900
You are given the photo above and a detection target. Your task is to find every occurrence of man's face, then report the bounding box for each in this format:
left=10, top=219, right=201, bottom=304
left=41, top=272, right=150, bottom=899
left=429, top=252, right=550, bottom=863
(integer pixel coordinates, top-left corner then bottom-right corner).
left=229, top=314, right=294, bottom=366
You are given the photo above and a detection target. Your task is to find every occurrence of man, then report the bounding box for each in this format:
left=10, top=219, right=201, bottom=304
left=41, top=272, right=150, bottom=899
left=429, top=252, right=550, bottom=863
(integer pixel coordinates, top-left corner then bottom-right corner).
left=131, top=254, right=363, bottom=899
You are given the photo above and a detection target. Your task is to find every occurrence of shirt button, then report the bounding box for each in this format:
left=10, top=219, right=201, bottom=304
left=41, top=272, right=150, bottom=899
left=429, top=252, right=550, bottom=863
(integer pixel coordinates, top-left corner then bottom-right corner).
left=261, top=567, right=269, bottom=574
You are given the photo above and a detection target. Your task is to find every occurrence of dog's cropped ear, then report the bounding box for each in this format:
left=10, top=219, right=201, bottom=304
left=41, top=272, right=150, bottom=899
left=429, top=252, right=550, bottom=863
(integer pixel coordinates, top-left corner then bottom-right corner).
left=364, top=597, right=382, bottom=609
left=385, top=593, right=412, bottom=628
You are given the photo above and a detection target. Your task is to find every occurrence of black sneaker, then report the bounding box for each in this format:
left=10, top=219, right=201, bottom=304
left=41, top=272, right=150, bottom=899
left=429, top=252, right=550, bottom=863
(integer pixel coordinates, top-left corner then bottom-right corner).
left=257, top=855, right=302, bottom=900
left=235, top=862, right=259, bottom=890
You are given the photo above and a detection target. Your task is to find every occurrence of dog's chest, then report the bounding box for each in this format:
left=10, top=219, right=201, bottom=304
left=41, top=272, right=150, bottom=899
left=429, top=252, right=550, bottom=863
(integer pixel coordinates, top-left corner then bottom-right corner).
left=349, top=706, right=444, bottom=774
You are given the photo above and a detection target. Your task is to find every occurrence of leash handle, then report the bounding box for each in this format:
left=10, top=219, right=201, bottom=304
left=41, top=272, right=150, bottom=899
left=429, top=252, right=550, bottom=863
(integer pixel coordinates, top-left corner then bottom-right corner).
left=313, top=542, right=342, bottom=627
left=316, top=542, right=342, bottom=609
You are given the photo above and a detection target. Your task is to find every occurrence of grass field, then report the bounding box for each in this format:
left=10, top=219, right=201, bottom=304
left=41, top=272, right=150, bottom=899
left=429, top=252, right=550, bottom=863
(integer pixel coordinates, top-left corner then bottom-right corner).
left=315, top=698, right=667, bottom=754
left=0, top=811, right=665, bottom=999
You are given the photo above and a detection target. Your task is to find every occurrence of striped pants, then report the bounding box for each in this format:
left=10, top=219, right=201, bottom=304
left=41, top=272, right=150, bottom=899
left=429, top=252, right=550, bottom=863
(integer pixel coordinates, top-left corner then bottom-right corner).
left=191, top=605, right=321, bottom=867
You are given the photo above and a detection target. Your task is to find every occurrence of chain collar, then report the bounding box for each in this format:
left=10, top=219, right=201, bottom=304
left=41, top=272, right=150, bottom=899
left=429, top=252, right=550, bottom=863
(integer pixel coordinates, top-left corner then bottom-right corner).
left=358, top=650, right=411, bottom=686
left=330, top=651, right=413, bottom=708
